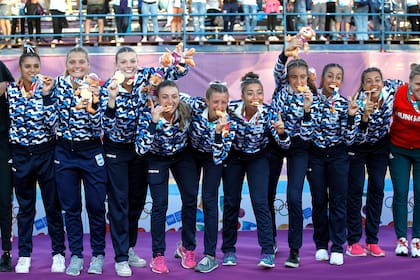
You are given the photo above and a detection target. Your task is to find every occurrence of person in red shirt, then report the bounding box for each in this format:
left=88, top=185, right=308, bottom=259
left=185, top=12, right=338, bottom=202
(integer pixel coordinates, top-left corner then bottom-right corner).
left=389, top=63, right=420, bottom=258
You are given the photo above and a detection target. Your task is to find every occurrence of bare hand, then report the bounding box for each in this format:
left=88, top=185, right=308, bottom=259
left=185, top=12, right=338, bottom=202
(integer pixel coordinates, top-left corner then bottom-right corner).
left=348, top=95, right=359, bottom=116
left=0, top=82, right=7, bottom=97
left=271, top=112, right=285, bottom=135
left=150, top=99, right=164, bottom=124
left=303, top=90, right=313, bottom=112
left=41, top=76, right=54, bottom=96
left=215, top=114, right=228, bottom=134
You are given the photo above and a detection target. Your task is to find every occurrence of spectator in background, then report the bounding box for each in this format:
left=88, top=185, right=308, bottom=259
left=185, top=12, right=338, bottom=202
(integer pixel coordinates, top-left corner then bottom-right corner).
left=112, top=0, right=132, bottom=43
left=222, top=0, right=239, bottom=41
left=11, top=0, right=26, bottom=44
left=141, top=0, right=164, bottom=42
left=49, top=0, right=70, bottom=44
left=137, top=0, right=143, bottom=40
left=264, top=0, right=280, bottom=41
left=334, top=0, right=351, bottom=40
left=171, top=0, right=183, bottom=40
left=243, top=0, right=258, bottom=41
left=311, top=0, right=327, bottom=40
left=25, top=0, right=44, bottom=43
left=84, top=0, right=105, bottom=43
left=294, top=0, right=307, bottom=29
left=352, top=0, right=369, bottom=41
left=369, top=0, right=392, bottom=39
left=189, top=0, right=207, bottom=41
left=285, top=0, right=297, bottom=32
left=406, top=0, right=419, bottom=38
left=0, top=1, right=12, bottom=43
left=325, top=0, right=336, bottom=39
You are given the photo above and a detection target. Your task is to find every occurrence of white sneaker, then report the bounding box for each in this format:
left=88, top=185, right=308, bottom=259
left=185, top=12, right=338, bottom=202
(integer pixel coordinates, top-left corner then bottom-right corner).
left=141, top=37, right=147, bottom=42
left=115, top=261, right=132, bottom=277
left=194, top=36, right=200, bottom=42
left=395, top=237, right=409, bottom=256
left=128, top=247, right=146, bottom=267
left=319, top=35, right=328, bottom=41
left=411, top=238, right=420, bottom=257
left=201, top=36, right=207, bottom=41
left=223, top=34, right=229, bottom=42
left=228, top=35, right=235, bottom=42
left=329, top=252, right=343, bottom=266
left=51, top=39, right=58, bottom=44
left=51, top=254, right=66, bottom=273
left=155, top=36, right=164, bottom=42
left=315, top=249, right=329, bottom=261
left=118, top=37, right=125, bottom=43
left=15, top=257, right=31, bottom=273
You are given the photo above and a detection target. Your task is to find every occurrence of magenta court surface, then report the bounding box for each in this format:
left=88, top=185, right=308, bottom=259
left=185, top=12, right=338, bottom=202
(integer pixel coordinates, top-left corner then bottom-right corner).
left=5, top=226, right=420, bottom=279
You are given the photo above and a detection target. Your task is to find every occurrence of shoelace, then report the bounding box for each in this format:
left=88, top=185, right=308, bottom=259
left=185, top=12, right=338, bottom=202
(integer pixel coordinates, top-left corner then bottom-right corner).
left=399, top=239, right=409, bottom=247
left=186, top=251, right=196, bottom=263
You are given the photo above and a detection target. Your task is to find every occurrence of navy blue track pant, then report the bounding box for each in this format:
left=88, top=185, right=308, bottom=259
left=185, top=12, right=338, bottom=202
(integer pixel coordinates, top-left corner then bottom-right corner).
left=55, top=141, right=107, bottom=258
left=12, top=142, right=65, bottom=257
left=192, top=149, right=223, bottom=257
left=104, top=139, right=148, bottom=262
left=347, top=135, right=389, bottom=245
left=307, top=144, right=349, bottom=253
left=145, top=148, right=199, bottom=257
left=286, top=137, right=310, bottom=250
left=222, top=149, right=274, bottom=255
left=0, top=138, right=12, bottom=252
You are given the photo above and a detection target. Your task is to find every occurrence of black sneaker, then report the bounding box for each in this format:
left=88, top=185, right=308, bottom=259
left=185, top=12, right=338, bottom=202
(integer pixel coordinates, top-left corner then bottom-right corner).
left=284, top=249, right=300, bottom=268
left=0, top=252, right=12, bottom=272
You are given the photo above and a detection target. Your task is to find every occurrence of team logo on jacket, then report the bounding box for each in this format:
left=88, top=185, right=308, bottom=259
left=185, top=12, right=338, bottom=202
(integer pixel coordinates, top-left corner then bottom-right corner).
left=95, top=154, right=105, bottom=167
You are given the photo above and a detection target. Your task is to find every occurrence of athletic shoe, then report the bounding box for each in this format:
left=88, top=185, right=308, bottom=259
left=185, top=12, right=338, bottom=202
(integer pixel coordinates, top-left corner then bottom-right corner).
left=51, top=253, right=66, bottom=272
left=194, top=255, right=218, bottom=273
left=222, top=252, right=237, bottom=266
left=0, top=252, right=12, bottom=272
left=346, top=243, right=367, bottom=256
left=155, top=37, right=164, bottom=42
left=150, top=255, right=169, bottom=274
left=365, top=244, right=385, bottom=257
left=88, top=255, right=104, bottom=274
left=128, top=247, right=146, bottom=267
left=284, top=249, right=300, bottom=268
left=115, top=261, right=132, bottom=277
left=175, top=242, right=196, bottom=269
left=329, top=252, right=344, bottom=266
left=258, top=254, right=275, bottom=268
left=66, top=256, right=83, bottom=276
left=395, top=237, right=409, bottom=256
left=315, top=249, right=329, bottom=261
left=411, top=238, right=420, bottom=258
left=15, top=257, right=31, bottom=273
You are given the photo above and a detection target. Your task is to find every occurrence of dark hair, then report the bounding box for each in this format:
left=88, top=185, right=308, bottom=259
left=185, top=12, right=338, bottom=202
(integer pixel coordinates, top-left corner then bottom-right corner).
left=286, top=59, right=317, bottom=95
left=19, top=43, right=40, bottom=66
left=156, top=80, right=191, bottom=129
left=115, top=46, right=136, bottom=63
left=354, top=67, right=383, bottom=97
left=240, top=72, right=262, bottom=94
left=206, top=81, right=229, bottom=100
left=64, top=46, right=89, bottom=76
left=409, top=64, right=420, bottom=82
left=0, top=61, right=14, bottom=83
left=320, top=63, right=344, bottom=89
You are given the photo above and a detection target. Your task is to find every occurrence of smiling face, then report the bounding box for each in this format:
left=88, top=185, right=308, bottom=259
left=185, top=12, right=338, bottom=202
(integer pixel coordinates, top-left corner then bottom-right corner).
left=321, top=66, right=343, bottom=95
left=242, top=82, right=263, bottom=108
left=116, top=51, right=138, bottom=79
left=410, top=74, right=420, bottom=101
left=157, top=85, right=180, bottom=114
left=206, top=91, right=229, bottom=119
left=288, top=66, right=308, bottom=93
left=66, top=51, right=89, bottom=79
left=363, top=70, right=384, bottom=100
left=19, top=56, right=41, bottom=83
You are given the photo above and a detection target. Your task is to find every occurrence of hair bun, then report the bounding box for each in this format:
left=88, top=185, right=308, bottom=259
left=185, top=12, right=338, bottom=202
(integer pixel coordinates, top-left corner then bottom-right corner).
left=23, top=43, right=37, bottom=55
left=241, top=72, right=259, bottom=82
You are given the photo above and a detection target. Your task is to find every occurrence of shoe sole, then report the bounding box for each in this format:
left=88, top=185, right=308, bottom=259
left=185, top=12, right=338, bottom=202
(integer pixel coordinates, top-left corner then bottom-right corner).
left=194, top=264, right=219, bottom=273
left=128, top=260, right=147, bottom=268
left=396, top=252, right=409, bottom=256
left=346, top=251, right=367, bottom=257
left=222, top=261, right=237, bottom=266
left=366, top=251, right=385, bottom=257
left=258, top=263, right=275, bottom=268
left=284, top=261, right=299, bottom=268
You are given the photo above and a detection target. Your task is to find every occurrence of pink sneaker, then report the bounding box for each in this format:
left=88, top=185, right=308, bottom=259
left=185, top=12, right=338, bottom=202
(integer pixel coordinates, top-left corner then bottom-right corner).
left=346, top=243, right=367, bottom=256
left=150, top=255, right=169, bottom=274
left=176, top=243, right=196, bottom=269
left=365, top=244, right=385, bottom=257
